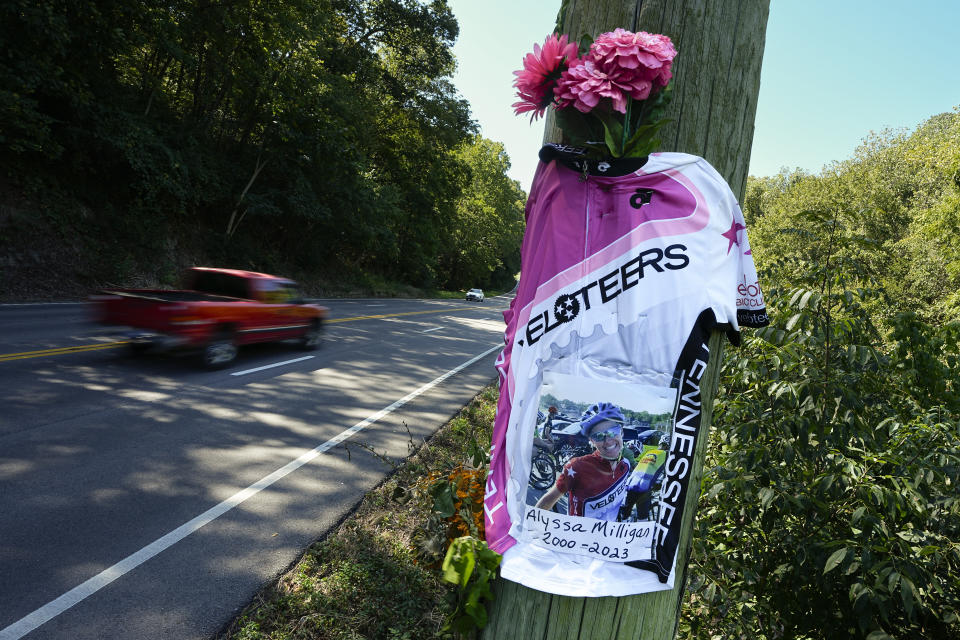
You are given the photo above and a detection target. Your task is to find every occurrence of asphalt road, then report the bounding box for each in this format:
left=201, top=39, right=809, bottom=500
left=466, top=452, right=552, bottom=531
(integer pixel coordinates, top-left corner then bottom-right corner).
left=0, top=296, right=506, bottom=640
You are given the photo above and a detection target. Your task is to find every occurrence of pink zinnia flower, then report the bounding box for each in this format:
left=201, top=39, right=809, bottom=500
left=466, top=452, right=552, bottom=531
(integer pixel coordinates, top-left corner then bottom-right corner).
left=556, top=58, right=654, bottom=114
left=591, top=28, right=676, bottom=87
left=555, top=29, right=676, bottom=114
left=512, top=34, right=580, bottom=122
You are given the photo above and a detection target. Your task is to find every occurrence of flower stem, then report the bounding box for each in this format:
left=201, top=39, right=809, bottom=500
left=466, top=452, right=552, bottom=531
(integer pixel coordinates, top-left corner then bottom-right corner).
left=622, top=96, right=634, bottom=153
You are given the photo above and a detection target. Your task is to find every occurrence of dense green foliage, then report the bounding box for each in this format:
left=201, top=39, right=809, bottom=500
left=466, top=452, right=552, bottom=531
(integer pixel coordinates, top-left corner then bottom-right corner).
left=683, top=110, right=960, bottom=640
left=0, top=0, right=524, bottom=294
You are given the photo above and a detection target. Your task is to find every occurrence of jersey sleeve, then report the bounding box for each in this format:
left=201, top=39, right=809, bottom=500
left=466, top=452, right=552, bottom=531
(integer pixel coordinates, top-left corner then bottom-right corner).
left=733, top=204, right=769, bottom=329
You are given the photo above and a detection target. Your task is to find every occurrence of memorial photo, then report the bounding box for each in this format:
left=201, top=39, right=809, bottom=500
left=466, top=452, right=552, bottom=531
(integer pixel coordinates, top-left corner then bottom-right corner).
left=526, top=372, right=677, bottom=523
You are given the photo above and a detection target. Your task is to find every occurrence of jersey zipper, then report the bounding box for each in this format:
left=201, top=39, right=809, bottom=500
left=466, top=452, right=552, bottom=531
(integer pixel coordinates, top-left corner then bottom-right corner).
left=577, top=177, right=591, bottom=378
left=583, top=179, right=590, bottom=261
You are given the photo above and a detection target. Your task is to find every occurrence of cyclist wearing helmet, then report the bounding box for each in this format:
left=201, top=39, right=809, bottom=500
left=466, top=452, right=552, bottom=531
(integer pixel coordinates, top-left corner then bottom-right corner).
left=534, top=402, right=631, bottom=520
left=532, top=410, right=552, bottom=452
left=533, top=406, right=563, bottom=452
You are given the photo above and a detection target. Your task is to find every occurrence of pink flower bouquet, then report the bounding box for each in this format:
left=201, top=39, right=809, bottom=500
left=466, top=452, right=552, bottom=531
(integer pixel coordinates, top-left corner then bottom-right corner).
left=513, top=28, right=677, bottom=159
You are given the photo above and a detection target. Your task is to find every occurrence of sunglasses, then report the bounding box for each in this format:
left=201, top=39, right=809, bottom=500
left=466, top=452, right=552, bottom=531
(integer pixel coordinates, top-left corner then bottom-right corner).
left=589, top=425, right=623, bottom=443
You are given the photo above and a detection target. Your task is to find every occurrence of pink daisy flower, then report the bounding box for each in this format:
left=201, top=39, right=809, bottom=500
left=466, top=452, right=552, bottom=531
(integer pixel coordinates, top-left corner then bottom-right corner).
left=512, top=34, right=580, bottom=122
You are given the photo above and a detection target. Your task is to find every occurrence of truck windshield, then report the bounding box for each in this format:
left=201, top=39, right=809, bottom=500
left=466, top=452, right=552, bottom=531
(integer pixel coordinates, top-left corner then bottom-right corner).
left=256, top=280, right=302, bottom=303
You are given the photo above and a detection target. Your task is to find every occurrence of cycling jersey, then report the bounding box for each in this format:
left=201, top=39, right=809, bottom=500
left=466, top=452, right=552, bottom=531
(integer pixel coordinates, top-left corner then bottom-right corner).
left=626, top=449, right=667, bottom=493
left=483, top=145, right=768, bottom=597
left=555, top=451, right=631, bottom=519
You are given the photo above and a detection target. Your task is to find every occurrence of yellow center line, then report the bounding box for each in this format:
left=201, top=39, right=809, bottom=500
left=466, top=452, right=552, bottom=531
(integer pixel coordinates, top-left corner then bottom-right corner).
left=0, top=342, right=129, bottom=362
left=0, top=305, right=484, bottom=361
left=326, top=306, right=474, bottom=324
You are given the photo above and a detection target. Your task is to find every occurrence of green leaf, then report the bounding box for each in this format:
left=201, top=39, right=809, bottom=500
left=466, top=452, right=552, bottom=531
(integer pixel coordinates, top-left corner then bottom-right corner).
left=706, top=482, right=724, bottom=500
left=594, top=110, right=624, bottom=157
left=851, top=506, right=867, bottom=525
left=441, top=538, right=476, bottom=588
left=622, top=119, right=670, bottom=157
left=849, top=582, right=867, bottom=603
left=918, top=545, right=939, bottom=556
left=758, top=487, right=775, bottom=509
left=431, top=481, right=456, bottom=518
left=576, top=34, right=594, bottom=56
left=886, top=571, right=901, bottom=593
left=602, top=122, right=622, bottom=158
left=865, top=632, right=894, bottom=640
left=704, top=583, right=717, bottom=602
left=824, top=547, right=847, bottom=574
left=901, top=577, right=917, bottom=618
left=554, top=107, right=603, bottom=148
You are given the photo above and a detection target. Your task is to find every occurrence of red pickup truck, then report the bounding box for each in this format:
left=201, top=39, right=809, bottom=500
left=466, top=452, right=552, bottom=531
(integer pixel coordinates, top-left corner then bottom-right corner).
left=91, top=267, right=328, bottom=368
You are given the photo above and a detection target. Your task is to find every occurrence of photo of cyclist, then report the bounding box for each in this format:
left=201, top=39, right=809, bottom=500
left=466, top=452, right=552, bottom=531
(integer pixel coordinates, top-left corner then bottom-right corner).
left=535, top=402, right=632, bottom=521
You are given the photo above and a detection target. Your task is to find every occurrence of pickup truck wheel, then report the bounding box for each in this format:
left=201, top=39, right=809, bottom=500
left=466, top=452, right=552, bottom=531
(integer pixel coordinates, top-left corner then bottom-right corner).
left=127, top=342, right=151, bottom=355
left=202, top=333, right=237, bottom=369
left=299, top=320, right=322, bottom=350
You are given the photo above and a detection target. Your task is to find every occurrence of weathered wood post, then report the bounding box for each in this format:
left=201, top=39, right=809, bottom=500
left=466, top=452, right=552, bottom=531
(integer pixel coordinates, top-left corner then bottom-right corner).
left=483, top=1, right=769, bottom=638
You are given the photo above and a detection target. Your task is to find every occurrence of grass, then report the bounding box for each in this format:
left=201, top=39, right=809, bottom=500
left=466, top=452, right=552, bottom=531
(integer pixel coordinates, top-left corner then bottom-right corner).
left=217, top=384, right=499, bottom=640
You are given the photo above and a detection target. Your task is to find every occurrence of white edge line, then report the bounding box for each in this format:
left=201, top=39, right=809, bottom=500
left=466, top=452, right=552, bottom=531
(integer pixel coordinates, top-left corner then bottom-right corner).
left=0, top=343, right=501, bottom=640
left=421, top=327, right=442, bottom=333
left=230, top=356, right=315, bottom=376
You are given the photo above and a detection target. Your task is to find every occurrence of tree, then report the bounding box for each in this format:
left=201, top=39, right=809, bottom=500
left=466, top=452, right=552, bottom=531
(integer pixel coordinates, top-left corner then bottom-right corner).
left=438, top=136, right=525, bottom=290
left=483, top=1, right=770, bottom=638
left=685, top=212, right=960, bottom=640
left=681, top=111, right=960, bottom=639
left=1, top=0, right=490, bottom=289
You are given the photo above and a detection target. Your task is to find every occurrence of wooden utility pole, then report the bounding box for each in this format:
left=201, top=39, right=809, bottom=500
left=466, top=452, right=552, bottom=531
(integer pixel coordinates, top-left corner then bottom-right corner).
left=543, top=0, right=769, bottom=202
left=483, top=1, right=769, bottom=638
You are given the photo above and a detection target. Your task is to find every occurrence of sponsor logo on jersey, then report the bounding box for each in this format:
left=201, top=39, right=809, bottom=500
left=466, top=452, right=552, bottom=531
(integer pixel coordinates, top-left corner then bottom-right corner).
left=584, top=472, right=629, bottom=520
left=629, top=188, right=655, bottom=208
left=521, top=243, right=690, bottom=346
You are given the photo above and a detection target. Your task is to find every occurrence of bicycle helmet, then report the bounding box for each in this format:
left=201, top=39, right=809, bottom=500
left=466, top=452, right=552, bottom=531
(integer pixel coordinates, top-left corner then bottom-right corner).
left=658, top=432, right=671, bottom=449
left=579, top=402, right=626, bottom=436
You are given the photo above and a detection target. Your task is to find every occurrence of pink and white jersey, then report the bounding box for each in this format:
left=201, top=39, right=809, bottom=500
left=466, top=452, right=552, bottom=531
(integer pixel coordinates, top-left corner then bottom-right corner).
left=483, top=146, right=768, bottom=597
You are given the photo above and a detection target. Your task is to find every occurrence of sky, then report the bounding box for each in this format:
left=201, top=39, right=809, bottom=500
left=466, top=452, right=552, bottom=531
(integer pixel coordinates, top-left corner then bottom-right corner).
left=446, top=0, right=960, bottom=191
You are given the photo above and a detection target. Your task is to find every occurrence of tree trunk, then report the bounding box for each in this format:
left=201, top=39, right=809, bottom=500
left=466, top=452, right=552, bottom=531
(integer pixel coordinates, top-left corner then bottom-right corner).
left=542, top=0, right=769, bottom=202
left=483, top=1, right=769, bottom=638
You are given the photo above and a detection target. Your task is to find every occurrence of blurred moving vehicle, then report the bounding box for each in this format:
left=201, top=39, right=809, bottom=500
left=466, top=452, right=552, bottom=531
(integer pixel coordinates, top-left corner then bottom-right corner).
left=91, top=267, right=328, bottom=369
left=465, top=288, right=484, bottom=302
